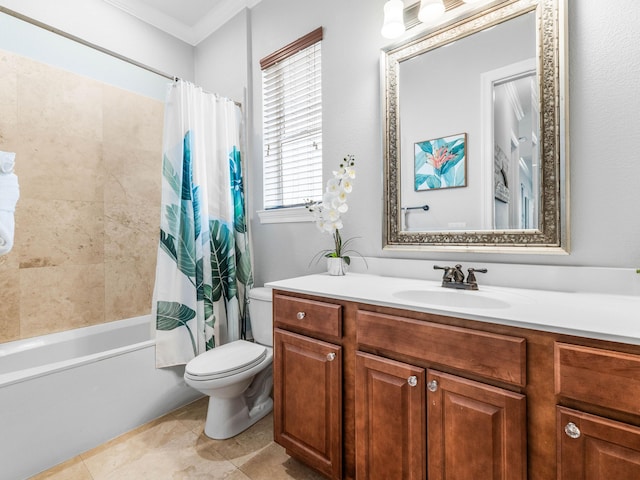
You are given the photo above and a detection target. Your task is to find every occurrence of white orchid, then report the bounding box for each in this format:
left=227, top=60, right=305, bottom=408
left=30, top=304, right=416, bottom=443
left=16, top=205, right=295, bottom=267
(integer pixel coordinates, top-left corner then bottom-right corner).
left=345, top=166, right=356, bottom=179
left=305, top=155, right=360, bottom=265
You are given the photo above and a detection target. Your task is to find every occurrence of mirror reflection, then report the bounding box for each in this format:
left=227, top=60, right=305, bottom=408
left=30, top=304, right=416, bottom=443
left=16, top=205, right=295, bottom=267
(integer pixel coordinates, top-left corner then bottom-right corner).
left=399, top=11, right=536, bottom=232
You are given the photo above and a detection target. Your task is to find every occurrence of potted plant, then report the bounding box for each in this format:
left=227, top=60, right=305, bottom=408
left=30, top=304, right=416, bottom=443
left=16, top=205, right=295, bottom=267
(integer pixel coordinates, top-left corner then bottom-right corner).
left=306, top=155, right=361, bottom=275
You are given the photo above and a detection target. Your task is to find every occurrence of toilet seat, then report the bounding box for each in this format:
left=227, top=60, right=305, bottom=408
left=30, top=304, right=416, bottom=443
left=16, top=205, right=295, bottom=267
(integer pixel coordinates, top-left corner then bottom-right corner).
left=185, top=340, right=267, bottom=381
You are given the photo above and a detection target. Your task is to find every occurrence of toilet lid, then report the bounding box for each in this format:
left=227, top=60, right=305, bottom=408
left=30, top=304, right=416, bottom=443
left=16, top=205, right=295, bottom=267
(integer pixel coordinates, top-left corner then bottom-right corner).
left=185, top=340, right=267, bottom=378
left=248, top=287, right=272, bottom=302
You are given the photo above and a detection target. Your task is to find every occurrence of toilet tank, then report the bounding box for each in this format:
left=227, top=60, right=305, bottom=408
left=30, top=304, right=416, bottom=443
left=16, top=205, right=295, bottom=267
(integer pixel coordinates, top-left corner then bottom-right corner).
left=248, top=287, right=273, bottom=347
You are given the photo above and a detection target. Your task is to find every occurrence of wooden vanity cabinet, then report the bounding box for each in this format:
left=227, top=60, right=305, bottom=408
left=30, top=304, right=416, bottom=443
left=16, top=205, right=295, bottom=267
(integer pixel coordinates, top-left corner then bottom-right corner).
left=273, top=293, right=344, bottom=479
left=272, top=288, right=640, bottom=479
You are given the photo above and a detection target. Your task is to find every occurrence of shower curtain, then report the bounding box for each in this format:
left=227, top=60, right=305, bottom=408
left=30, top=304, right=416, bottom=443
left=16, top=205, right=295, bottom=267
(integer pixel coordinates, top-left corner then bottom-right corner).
left=154, top=80, right=253, bottom=368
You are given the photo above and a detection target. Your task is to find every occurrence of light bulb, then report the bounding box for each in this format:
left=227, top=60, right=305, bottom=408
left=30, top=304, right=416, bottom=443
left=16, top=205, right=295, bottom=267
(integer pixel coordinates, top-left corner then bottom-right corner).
left=381, top=0, right=406, bottom=39
left=418, top=0, right=445, bottom=24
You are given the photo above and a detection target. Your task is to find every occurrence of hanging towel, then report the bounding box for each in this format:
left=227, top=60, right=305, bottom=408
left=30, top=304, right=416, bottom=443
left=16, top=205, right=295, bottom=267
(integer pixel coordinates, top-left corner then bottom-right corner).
left=0, top=151, right=19, bottom=256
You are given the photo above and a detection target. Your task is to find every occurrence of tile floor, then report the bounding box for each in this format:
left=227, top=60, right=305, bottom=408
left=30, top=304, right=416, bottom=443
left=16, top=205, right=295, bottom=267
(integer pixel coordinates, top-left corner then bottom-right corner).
left=30, top=398, right=326, bottom=480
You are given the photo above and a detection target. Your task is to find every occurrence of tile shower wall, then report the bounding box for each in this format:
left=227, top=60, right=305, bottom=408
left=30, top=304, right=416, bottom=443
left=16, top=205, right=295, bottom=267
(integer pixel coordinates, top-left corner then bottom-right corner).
left=0, top=48, right=163, bottom=343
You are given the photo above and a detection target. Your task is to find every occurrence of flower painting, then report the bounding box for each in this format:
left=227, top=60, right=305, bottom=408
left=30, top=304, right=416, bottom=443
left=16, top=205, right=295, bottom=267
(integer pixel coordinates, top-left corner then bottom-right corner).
left=414, top=133, right=467, bottom=191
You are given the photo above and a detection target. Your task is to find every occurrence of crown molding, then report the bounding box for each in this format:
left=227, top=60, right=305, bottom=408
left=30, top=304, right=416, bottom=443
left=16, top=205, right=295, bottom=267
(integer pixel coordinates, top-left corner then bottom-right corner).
left=103, top=0, right=263, bottom=46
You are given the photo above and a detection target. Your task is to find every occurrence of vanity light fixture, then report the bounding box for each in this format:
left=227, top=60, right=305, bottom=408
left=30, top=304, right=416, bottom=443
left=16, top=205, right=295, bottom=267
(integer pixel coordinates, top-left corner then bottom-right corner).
left=381, top=0, right=406, bottom=39
left=418, top=0, right=445, bottom=24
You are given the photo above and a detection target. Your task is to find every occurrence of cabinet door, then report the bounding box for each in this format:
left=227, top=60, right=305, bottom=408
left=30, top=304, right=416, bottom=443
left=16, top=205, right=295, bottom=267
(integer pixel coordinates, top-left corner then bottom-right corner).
left=427, top=369, right=526, bottom=480
left=558, top=406, right=640, bottom=479
left=273, top=329, right=342, bottom=479
left=355, top=352, right=426, bottom=480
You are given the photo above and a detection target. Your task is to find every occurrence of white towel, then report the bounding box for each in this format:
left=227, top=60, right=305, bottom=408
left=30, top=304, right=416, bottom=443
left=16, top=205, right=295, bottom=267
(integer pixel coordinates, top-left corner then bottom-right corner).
left=0, top=152, right=19, bottom=255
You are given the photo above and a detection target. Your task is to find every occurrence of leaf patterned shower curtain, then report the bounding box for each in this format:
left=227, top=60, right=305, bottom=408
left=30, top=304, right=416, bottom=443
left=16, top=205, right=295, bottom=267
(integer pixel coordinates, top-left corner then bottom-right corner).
left=154, top=80, right=253, bottom=368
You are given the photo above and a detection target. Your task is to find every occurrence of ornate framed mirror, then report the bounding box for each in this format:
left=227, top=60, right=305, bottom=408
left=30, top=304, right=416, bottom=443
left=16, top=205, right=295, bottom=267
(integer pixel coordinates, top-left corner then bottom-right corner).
left=383, top=0, right=568, bottom=253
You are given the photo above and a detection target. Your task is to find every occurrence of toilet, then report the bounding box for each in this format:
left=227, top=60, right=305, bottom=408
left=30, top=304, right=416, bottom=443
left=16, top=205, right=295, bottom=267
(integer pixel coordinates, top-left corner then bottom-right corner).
left=184, top=287, right=274, bottom=439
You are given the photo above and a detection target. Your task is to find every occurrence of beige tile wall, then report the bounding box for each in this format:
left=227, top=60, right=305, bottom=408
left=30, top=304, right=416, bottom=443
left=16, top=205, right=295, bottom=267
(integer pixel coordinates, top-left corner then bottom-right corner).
left=0, top=49, right=164, bottom=343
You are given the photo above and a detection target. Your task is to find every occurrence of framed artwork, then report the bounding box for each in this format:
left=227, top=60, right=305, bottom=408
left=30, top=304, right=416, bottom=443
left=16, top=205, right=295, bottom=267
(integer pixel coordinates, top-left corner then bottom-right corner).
left=414, top=133, right=467, bottom=191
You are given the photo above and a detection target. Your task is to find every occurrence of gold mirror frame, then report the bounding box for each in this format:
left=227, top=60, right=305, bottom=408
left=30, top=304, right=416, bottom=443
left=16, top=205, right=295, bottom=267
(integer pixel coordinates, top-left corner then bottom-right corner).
left=383, top=0, right=568, bottom=253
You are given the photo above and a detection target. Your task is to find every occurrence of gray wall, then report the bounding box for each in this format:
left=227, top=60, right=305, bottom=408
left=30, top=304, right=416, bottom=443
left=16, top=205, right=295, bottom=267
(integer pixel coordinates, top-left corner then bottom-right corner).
left=568, top=0, right=640, bottom=268
left=195, top=9, right=250, bottom=104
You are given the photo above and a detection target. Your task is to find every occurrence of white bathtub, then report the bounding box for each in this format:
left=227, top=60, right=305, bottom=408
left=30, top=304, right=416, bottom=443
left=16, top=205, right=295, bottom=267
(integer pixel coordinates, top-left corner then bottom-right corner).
left=0, top=315, right=201, bottom=480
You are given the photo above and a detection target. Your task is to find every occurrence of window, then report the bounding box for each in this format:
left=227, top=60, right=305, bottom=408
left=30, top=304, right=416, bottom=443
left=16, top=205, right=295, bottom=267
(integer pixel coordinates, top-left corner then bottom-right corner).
left=261, top=27, right=323, bottom=210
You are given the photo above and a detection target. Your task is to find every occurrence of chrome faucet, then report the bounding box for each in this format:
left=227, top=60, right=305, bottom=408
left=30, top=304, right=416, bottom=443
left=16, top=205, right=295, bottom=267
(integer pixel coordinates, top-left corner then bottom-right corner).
left=433, top=264, right=488, bottom=290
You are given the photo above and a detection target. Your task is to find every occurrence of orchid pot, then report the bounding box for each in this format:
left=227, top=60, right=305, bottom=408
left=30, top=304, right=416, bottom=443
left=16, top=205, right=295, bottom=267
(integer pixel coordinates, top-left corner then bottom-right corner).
left=327, top=257, right=348, bottom=276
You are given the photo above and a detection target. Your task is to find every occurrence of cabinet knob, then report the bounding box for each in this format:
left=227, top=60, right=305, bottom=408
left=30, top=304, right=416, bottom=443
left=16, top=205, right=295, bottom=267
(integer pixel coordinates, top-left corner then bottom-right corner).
left=427, top=379, right=438, bottom=392
left=564, top=422, right=581, bottom=439
left=407, top=375, right=418, bottom=387
left=296, top=311, right=306, bottom=320
left=326, top=352, right=336, bottom=361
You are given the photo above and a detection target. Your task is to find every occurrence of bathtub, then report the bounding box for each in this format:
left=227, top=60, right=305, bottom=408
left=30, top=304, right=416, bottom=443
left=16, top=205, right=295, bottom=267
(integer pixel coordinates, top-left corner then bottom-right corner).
left=0, top=315, right=201, bottom=480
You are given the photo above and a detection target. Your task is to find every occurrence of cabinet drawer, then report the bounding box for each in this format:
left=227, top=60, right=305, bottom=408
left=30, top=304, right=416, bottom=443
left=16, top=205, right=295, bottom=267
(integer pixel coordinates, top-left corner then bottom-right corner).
left=357, top=310, right=526, bottom=386
left=555, top=342, right=640, bottom=415
left=274, top=293, right=342, bottom=341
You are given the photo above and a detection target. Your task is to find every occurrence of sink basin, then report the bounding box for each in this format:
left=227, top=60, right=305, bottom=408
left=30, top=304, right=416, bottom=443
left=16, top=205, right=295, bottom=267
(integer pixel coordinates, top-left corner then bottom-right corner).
left=392, top=288, right=514, bottom=309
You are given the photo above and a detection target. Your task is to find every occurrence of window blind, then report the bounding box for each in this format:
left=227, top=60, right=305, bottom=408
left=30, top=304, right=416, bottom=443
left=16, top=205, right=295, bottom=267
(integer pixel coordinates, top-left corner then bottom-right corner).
left=261, top=28, right=323, bottom=210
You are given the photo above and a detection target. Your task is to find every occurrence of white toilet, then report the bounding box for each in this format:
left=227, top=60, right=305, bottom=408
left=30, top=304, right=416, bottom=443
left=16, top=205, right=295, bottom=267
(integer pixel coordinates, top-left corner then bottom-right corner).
left=184, top=287, right=274, bottom=439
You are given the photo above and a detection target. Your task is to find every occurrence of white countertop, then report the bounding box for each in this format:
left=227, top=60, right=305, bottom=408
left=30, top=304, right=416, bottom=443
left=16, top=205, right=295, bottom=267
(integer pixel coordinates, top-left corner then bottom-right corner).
left=266, top=272, right=640, bottom=345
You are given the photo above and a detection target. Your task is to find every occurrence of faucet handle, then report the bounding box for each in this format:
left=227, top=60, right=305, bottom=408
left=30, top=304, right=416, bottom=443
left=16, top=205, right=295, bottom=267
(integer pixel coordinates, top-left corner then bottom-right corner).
left=468, top=267, right=488, bottom=274
left=433, top=265, right=453, bottom=282
left=466, top=267, right=487, bottom=287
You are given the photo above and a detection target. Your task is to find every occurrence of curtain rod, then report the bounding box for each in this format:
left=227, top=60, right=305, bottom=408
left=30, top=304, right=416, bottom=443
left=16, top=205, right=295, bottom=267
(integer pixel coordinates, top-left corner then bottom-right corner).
left=172, top=78, right=243, bottom=108
left=0, top=6, right=242, bottom=109
left=0, top=6, right=178, bottom=80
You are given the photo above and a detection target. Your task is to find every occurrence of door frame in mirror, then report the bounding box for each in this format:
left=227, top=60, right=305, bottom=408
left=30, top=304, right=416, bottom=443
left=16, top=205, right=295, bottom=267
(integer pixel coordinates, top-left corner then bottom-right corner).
left=382, top=0, right=568, bottom=253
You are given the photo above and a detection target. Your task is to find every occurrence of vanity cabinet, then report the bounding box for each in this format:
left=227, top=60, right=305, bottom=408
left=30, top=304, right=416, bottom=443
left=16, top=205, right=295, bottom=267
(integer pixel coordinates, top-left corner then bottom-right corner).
left=273, top=294, right=343, bottom=479
left=272, top=287, right=640, bottom=479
